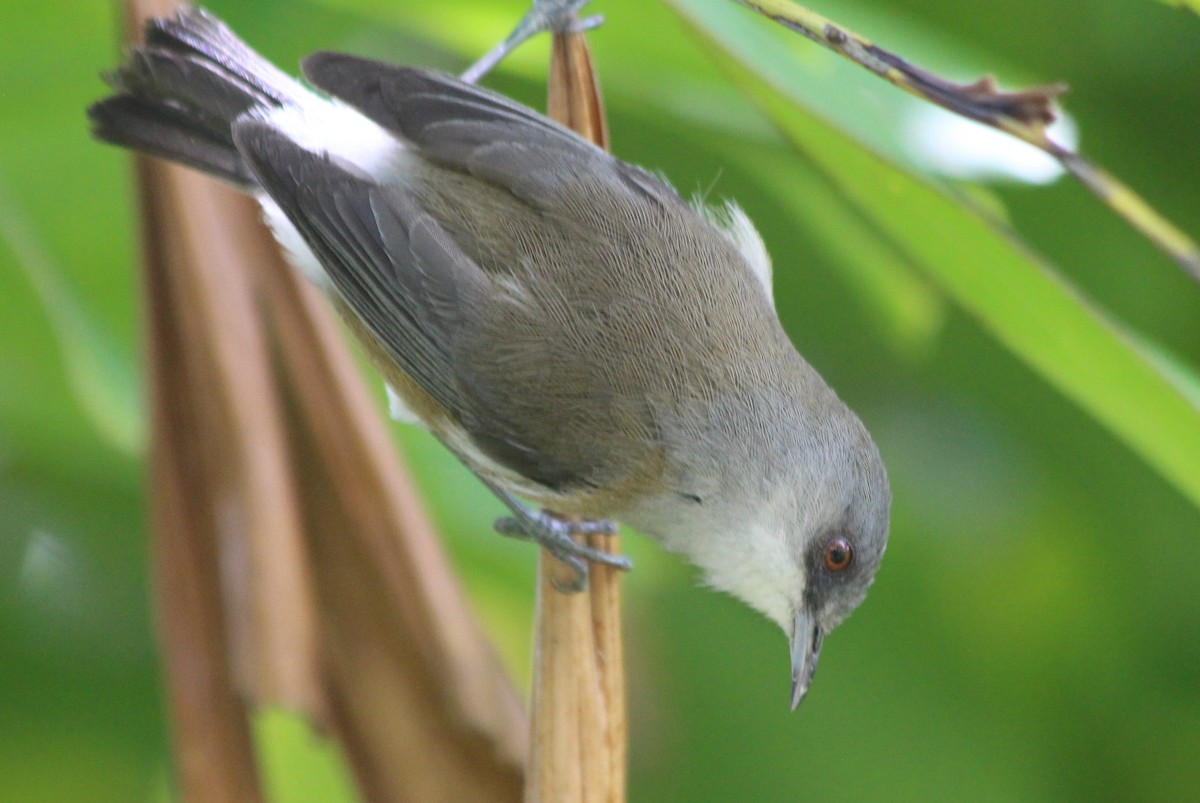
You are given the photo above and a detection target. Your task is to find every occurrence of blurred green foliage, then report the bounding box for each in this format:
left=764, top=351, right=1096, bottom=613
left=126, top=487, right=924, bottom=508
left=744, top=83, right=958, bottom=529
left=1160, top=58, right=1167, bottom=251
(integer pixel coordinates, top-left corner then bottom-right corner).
left=1, top=0, right=1198, bottom=800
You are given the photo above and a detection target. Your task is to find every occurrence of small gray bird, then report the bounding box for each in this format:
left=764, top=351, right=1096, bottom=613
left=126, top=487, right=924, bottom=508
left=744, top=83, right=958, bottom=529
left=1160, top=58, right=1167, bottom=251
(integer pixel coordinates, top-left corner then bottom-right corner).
left=89, top=7, right=890, bottom=708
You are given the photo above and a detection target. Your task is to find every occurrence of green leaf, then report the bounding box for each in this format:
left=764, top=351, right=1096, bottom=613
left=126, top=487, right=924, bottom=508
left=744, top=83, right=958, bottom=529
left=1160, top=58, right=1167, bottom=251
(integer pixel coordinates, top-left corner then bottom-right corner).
left=736, top=143, right=945, bottom=357
left=255, top=709, right=359, bottom=803
left=0, top=175, right=143, bottom=457
left=1156, top=0, right=1200, bottom=14
left=666, top=0, right=1200, bottom=510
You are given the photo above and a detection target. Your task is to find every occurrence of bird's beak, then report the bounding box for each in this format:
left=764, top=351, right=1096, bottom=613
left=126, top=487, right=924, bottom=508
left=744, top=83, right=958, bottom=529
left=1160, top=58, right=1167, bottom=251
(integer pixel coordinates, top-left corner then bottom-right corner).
left=790, top=607, right=824, bottom=710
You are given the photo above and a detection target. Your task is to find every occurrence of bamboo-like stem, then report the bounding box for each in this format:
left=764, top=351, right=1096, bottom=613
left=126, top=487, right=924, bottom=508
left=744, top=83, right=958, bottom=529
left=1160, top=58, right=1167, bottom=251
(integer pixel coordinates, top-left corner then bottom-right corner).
left=123, top=2, right=528, bottom=800
left=141, top=162, right=270, bottom=803
left=132, top=3, right=321, bottom=797
left=524, top=28, right=627, bottom=803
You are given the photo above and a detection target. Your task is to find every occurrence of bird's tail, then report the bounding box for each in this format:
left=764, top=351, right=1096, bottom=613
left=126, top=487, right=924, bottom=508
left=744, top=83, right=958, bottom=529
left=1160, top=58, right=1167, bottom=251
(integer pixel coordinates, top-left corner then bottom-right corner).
left=88, top=6, right=307, bottom=187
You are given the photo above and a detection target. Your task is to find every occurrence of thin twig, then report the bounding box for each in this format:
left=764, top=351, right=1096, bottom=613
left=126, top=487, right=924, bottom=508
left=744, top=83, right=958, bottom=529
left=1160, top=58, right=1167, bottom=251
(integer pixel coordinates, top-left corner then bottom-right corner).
left=727, top=0, right=1200, bottom=282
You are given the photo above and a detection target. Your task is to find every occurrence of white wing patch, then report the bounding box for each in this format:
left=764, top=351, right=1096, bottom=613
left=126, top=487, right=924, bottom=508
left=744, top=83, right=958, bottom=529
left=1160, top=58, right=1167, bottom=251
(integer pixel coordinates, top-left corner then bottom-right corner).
left=698, top=200, right=774, bottom=305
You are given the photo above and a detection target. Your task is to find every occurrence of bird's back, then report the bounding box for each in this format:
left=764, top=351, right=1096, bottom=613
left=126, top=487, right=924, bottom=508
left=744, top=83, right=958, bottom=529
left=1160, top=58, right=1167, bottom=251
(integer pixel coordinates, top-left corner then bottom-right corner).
left=398, top=151, right=803, bottom=507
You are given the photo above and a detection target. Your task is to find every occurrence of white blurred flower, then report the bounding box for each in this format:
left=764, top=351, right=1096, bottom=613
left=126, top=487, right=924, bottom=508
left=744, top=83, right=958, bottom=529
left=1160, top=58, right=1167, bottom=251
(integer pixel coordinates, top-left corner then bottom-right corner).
left=18, top=529, right=90, bottom=628
left=903, top=103, right=1079, bottom=185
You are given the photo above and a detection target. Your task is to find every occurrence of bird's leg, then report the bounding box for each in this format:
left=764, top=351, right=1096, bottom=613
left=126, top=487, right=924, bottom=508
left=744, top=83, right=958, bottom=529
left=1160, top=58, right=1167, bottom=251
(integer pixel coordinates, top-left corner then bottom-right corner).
left=462, top=1, right=617, bottom=592
left=481, top=478, right=632, bottom=592
left=461, top=0, right=603, bottom=83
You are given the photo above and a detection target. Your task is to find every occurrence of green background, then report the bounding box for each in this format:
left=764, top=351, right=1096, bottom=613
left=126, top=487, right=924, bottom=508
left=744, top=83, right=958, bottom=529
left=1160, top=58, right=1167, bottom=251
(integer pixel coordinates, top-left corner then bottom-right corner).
left=2, top=0, right=1198, bottom=800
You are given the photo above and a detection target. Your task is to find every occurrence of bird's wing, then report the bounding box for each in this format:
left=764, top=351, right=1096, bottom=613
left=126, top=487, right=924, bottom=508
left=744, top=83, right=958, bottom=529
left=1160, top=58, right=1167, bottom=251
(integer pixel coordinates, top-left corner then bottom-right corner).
left=299, top=54, right=678, bottom=211
left=232, top=118, right=589, bottom=490
left=300, top=57, right=778, bottom=309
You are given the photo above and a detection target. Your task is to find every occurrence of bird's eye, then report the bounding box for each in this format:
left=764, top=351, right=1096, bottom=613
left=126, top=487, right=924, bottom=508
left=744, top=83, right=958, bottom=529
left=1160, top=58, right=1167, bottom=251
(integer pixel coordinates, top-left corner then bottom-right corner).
left=824, top=538, right=853, bottom=572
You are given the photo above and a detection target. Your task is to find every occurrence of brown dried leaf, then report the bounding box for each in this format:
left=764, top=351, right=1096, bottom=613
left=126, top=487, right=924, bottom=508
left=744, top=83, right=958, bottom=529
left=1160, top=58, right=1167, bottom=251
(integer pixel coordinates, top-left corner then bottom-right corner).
left=254, top=231, right=528, bottom=799
left=126, top=1, right=528, bottom=800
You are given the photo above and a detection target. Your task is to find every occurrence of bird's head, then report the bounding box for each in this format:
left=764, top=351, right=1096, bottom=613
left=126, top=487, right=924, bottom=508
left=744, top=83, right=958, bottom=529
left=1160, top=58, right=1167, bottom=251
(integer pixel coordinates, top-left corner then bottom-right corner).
left=682, top=403, right=891, bottom=709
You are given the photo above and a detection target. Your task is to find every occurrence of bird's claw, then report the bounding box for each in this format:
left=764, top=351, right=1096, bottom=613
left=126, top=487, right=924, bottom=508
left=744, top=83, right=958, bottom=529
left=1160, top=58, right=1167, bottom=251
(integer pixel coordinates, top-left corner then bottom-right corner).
left=461, top=0, right=604, bottom=83
left=494, top=511, right=631, bottom=592
left=567, top=13, right=605, bottom=34
left=531, top=0, right=602, bottom=34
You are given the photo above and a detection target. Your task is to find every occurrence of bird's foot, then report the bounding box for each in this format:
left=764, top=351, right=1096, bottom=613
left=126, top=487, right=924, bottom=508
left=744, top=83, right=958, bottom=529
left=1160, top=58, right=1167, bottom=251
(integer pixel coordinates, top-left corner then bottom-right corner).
left=494, top=508, right=630, bottom=592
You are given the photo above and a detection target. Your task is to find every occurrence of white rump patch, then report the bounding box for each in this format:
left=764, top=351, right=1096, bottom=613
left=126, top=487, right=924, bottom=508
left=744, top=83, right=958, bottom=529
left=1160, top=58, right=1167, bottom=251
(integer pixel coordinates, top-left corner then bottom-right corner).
left=248, top=92, right=404, bottom=292
left=260, top=98, right=401, bottom=175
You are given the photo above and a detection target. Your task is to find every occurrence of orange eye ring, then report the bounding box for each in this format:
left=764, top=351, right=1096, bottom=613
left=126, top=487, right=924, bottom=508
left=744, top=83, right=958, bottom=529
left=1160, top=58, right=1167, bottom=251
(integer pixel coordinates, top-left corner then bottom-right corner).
left=824, top=538, right=853, bottom=572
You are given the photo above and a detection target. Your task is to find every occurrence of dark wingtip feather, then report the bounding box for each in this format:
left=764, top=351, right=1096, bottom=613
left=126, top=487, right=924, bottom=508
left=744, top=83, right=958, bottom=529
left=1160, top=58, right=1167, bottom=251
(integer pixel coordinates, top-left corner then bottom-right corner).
left=229, top=118, right=285, bottom=181
left=231, top=118, right=325, bottom=198
left=297, top=50, right=344, bottom=86
left=300, top=51, right=399, bottom=92
left=300, top=52, right=425, bottom=134
left=300, top=54, right=587, bottom=165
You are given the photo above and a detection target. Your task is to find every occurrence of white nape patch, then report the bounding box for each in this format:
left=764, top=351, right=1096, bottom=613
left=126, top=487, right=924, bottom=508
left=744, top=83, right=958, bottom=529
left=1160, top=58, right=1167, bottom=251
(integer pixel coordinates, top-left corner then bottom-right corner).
left=699, top=201, right=774, bottom=305
left=385, top=383, right=422, bottom=425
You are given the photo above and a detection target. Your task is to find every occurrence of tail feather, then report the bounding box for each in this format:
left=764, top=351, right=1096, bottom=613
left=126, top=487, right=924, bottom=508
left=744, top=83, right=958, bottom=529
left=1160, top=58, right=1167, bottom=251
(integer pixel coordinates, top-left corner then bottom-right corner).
left=88, top=6, right=304, bottom=186
left=110, top=47, right=268, bottom=133
left=89, top=93, right=253, bottom=185
left=141, top=7, right=300, bottom=108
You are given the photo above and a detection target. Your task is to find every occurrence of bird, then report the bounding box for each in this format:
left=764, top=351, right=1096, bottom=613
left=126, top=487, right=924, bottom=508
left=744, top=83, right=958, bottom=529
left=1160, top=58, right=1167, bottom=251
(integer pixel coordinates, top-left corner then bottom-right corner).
left=88, top=5, right=890, bottom=708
